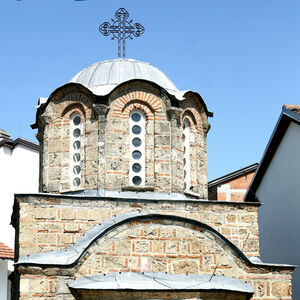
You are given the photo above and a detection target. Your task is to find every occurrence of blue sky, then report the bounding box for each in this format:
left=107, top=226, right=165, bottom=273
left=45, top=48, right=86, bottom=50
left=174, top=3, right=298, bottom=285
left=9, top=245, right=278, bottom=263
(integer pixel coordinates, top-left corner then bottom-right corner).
left=1, top=0, right=300, bottom=180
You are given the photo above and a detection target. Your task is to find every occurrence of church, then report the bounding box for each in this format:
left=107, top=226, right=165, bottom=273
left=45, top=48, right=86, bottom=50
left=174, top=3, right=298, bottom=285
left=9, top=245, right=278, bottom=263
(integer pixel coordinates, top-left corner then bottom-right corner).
left=8, top=16, right=295, bottom=294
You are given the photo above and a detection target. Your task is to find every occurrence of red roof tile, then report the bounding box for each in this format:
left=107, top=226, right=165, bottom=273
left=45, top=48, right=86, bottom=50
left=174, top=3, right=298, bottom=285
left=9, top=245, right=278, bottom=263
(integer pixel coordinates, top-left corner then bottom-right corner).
left=0, top=242, right=14, bottom=259
left=283, top=104, right=300, bottom=114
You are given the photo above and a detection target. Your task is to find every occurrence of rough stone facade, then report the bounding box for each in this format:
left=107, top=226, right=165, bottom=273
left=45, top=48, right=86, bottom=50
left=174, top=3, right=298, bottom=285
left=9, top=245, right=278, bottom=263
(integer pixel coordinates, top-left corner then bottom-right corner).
left=37, top=82, right=209, bottom=197
left=13, top=194, right=293, bottom=299
left=15, top=195, right=260, bottom=258
left=13, top=59, right=294, bottom=299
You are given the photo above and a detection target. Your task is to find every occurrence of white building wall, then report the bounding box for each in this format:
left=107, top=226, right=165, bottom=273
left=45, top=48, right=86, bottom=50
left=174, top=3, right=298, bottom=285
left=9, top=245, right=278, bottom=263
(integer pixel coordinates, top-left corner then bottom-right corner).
left=0, top=140, right=39, bottom=299
left=0, top=143, right=39, bottom=249
left=0, top=260, right=8, bottom=300
left=257, top=122, right=300, bottom=298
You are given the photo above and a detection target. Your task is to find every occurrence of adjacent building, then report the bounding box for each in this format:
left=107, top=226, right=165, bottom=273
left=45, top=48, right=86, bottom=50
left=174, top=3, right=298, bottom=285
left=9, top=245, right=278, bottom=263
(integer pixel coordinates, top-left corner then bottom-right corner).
left=0, top=242, right=14, bottom=300
left=245, top=105, right=300, bottom=299
left=0, top=130, right=39, bottom=300
left=208, top=163, right=258, bottom=202
left=0, top=130, right=39, bottom=249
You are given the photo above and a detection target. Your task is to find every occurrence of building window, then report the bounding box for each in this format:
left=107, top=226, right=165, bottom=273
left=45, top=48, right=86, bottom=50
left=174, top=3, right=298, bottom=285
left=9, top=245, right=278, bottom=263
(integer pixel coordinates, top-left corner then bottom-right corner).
left=70, top=113, right=82, bottom=188
left=183, top=119, right=190, bottom=191
left=129, top=110, right=145, bottom=186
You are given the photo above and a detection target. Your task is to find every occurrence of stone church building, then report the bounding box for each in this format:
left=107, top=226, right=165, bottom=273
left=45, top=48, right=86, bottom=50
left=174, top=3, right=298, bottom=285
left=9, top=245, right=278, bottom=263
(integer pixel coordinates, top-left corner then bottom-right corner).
left=12, top=58, right=294, bottom=299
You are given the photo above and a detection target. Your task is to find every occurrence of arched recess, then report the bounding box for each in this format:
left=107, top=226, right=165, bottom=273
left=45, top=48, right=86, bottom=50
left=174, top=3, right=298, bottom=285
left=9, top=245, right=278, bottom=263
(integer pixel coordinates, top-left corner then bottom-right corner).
left=180, top=107, right=205, bottom=195
left=74, top=213, right=253, bottom=278
left=106, top=88, right=168, bottom=189
left=40, top=89, right=97, bottom=192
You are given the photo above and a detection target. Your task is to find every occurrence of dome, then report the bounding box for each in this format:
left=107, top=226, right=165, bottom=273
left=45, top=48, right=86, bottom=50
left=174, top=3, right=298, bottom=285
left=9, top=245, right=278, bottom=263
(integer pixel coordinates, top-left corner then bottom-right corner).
left=70, top=58, right=178, bottom=96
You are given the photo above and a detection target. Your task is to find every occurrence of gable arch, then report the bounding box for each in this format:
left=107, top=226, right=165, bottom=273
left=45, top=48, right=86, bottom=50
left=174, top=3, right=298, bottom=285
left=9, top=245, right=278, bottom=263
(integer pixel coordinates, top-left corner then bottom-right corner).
left=17, top=212, right=254, bottom=270
left=74, top=213, right=254, bottom=277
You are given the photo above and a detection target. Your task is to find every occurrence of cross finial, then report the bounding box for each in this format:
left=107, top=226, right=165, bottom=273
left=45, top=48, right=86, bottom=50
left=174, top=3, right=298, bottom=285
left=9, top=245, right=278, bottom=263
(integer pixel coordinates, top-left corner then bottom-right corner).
left=99, top=8, right=145, bottom=58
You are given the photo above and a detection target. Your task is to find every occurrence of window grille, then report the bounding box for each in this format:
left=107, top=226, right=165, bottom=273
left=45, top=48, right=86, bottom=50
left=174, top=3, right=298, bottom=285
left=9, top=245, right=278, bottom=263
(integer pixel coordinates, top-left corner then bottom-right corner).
left=70, top=113, right=82, bottom=188
left=183, top=119, right=190, bottom=191
left=129, top=110, right=145, bottom=186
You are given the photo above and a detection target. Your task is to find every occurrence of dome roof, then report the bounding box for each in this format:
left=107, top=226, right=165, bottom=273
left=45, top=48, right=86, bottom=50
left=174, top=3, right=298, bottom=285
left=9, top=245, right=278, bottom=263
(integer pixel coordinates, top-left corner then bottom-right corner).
left=70, top=58, right=178, bottom=95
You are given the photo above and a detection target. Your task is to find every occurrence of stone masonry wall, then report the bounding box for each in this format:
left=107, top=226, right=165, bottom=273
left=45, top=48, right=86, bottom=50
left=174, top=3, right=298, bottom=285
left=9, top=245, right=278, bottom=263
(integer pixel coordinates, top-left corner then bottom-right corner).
left=15, top=195, right=260, bottom=258
left=38, top=88, right=98, bottom=193
left=15, top=197, right=293, bottom=300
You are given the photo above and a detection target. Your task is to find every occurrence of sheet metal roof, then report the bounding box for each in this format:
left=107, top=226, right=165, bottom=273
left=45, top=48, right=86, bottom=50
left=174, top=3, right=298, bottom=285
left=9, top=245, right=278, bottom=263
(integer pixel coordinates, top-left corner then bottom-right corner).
left=67, top=272, right=254, bottom=294
left=70, top=58, right=179, bottom=95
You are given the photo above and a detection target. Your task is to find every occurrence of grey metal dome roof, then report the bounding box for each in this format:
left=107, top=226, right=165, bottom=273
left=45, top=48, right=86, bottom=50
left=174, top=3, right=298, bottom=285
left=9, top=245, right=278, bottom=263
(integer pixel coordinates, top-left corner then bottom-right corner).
left=70, top=58, right=178, bottom=95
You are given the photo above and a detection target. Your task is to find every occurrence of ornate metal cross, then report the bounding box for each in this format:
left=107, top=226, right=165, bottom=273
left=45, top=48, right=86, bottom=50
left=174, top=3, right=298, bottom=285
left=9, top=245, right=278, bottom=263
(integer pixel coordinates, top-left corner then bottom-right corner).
left=99, top=8, right=145, bottom=58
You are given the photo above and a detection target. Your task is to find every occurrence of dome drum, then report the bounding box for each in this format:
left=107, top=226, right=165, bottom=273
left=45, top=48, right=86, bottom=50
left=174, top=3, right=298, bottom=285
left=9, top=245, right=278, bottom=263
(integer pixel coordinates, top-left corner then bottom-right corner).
left=35, top=58, right=211, bottom=198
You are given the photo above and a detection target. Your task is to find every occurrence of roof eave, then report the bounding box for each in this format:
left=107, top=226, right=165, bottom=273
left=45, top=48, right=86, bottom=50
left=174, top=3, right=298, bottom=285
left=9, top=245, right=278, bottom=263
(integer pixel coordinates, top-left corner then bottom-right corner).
left=244, top=108, right=300, bottom=202
left=208, top=163, right=258, bottom=188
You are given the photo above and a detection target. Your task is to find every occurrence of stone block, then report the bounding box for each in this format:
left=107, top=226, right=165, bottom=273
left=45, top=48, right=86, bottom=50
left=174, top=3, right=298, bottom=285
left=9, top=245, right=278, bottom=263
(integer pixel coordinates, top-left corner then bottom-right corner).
left=191, top=240, right=203, bottom=254
left=134, top=240, right=149, bottom=253
left=76, top=209, right=89, bottom=220
left=127, top=256, right=139, bottom=269
left=165, top=241, right=177, bottom=253
left=160, top=227, right=174, bottom=238
left=36, top=233, right=57, bottom=244
left=104, top=256, right=126, bottom=269
left=272, top=281, right=292, bottom=297
left=35, top=206, right=57, bottom=220
left=152, top=240, right=164, bottom=253
left=88, top=208, right=108, bottom=221
left=61, top=208, right=75, bottom=220
left=19, top=278, right=29, bottom=295
left=115, top=240, right=131, bottom=253
left=151, top=258, right=167, bottom=272
left=172, top=259, right=198, bottom=274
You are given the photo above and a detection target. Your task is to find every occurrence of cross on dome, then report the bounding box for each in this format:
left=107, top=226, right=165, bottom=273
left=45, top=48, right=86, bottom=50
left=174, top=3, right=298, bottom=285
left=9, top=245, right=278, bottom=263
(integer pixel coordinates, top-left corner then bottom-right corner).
left=99, top=8, right=145, bottom=58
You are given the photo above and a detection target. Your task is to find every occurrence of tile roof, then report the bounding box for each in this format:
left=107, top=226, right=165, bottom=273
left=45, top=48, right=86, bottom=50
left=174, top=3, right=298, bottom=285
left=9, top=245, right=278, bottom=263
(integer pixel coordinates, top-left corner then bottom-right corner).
left=0, top=242, right=14, bottom=260
left=283, top=104, right=300, bottom=114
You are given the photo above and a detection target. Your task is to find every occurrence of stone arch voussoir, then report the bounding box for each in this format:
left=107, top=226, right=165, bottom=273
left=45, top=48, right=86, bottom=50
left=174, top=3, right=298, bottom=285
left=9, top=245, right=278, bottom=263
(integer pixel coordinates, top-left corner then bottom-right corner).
left=110, top=91, right=166, bottom=121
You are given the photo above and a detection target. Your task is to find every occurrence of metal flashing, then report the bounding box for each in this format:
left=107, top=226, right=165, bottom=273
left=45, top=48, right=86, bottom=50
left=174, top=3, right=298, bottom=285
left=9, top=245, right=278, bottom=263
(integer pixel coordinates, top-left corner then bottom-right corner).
left=67, top=272, right=254, bottom=294
left=14, top=190, right=261, bottom=206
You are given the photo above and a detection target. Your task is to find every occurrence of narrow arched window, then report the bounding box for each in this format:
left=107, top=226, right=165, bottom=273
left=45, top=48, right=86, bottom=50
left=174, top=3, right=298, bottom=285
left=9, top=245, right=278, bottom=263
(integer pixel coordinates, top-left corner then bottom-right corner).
left=70, top=113, right=82, bottom=188
left=183, top=119, right=190, bottom=191
left=129, top=110, right=145, bottom=186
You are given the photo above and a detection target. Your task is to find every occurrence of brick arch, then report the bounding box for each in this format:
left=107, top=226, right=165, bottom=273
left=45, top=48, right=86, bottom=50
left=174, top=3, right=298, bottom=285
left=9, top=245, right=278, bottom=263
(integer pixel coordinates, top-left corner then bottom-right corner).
left=110, top=91, right=166, bottom=121
left=61, top=103, right=87, bottom=121
left=50, top=92, right=93, bottom=120
left=123, top=101, right=154, bottom=121
left=180, top=108, right=202, bottom=132
left=182, top=110, right=197, bottom=126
